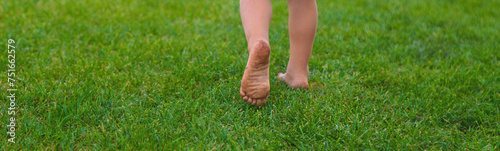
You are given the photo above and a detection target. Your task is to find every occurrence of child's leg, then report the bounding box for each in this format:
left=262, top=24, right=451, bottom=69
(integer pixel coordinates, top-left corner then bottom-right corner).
left=278, top=0, right=317, bottom=89
left=239, top=0, right=272, bottom=106
left=240, top=0, right=272, bottom=51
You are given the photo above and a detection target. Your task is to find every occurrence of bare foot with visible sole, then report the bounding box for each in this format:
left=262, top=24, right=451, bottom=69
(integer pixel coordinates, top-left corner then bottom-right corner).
left=277, top=72, right=309, bottom=89
left=240, top=40, right=271, bottom=107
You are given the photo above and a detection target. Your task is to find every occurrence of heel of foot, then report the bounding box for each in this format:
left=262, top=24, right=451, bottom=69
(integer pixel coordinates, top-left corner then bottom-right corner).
left=250, top=40, right=271, bottom=58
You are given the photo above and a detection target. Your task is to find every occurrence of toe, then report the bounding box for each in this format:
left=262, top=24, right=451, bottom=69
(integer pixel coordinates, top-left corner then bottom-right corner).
left=257, top=99, right=264, bottom=107
left=263, top=98, right=267, bottom=105
left=240, top=89, right=245, bottom=97
left=242, top=96, right=248, bottom=101
left=247, top=98, right=253, bottom=104
left=251, top=99, right=258, bottom=106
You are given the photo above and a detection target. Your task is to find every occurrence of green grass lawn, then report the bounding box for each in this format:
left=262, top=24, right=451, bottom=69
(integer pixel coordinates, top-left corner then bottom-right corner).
left=1, top=0, right=499, bottom=150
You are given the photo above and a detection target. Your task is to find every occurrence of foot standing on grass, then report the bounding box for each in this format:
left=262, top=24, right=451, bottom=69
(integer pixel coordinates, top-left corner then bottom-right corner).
left=239, top=0, right=317, bottom=106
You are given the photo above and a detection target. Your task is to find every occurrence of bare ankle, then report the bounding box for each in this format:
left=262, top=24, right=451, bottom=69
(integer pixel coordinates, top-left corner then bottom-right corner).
left=286, top=67, right=309, bottom=79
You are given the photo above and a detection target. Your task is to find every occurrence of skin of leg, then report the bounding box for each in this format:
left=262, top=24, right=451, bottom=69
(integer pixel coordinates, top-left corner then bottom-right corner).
left=239, top=0, right=272, bottom=106
left=240, top=0, right=272, bottom=50
left=278, top=0, right=318, bottom=89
